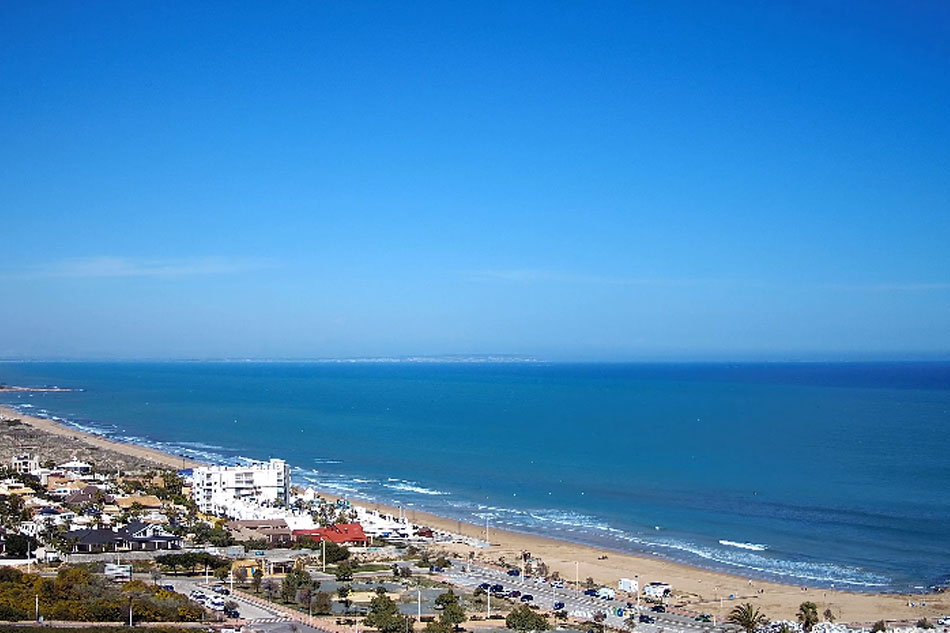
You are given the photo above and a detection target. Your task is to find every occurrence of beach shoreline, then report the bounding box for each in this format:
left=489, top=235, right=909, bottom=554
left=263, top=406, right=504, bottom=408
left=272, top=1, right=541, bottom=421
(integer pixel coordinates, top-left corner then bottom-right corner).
left=0, top=400, right=945, bottom=623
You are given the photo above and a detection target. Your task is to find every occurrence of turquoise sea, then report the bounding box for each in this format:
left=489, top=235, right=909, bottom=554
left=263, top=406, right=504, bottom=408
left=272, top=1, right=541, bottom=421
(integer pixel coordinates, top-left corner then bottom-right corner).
left=0, top=362, right=947, bottom=592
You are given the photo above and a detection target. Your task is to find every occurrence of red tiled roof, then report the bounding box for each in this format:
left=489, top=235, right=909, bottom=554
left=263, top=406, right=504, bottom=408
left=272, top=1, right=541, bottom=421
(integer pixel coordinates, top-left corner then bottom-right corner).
left=292, top=522, right=367, bottom=544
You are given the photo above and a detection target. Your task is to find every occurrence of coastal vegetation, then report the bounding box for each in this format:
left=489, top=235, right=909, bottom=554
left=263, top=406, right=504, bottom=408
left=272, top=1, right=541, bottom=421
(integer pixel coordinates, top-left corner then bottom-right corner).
left=505, top=603, right=550, bottom=632
left=728, top=603, right=769, bottom=633
left=365, top=590, right=415, bottom=633
left=154, top=552, right=229, bottom=575
left=0, top=567, right=202, bottom=622
left=798, top=602, right=819, bottom=631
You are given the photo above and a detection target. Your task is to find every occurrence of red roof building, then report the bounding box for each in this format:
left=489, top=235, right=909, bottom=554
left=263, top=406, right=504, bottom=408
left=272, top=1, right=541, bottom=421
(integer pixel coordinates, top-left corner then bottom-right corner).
left=293, top=522, right=368, bottom=546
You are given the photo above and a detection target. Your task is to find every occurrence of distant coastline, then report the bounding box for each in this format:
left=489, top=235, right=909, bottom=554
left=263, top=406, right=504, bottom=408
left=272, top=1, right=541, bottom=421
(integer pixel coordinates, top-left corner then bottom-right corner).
left=0, top=384, right=78, bottom=393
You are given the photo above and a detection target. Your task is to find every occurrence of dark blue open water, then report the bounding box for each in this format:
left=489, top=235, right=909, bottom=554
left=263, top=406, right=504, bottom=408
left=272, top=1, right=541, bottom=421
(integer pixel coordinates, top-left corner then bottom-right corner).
left=1, top=362, right=947, bottom=592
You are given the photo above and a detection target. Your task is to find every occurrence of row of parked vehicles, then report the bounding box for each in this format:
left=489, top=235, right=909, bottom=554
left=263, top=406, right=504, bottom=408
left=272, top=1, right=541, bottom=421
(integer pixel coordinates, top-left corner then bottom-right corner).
left=188, top=588, right=239, bottom=619
left=478, top=582, right=536, bottom=603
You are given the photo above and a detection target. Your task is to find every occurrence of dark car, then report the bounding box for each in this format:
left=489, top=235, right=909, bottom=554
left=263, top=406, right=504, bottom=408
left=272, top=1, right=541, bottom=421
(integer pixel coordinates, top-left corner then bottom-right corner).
left=651, top=605, right=666, bottom=613
left=553, top=602, right=565, bottom=611
left=695, top=614, right=712, bottom=622
left=520, top=595, right=534, bottom=602
left=491, top=584, right=504, bottom=593
left=161, top=584, right=175, bottom=592
left=479, top=583, right=492, bottom=590
left=508, top=590, right=521, bottom=598
left=507, top=569, right=521, bottom=576
left=639, top=615, right=656, bottom=624
left=225, top=609, right=240, bottom=619
left=583, top=589, right=598, bottom=596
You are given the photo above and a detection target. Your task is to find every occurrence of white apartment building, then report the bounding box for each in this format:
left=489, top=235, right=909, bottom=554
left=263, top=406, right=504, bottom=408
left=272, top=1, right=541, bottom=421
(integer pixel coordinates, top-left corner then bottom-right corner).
left=11, top=454, right=38, bottom=474
left=192, top=459, right=290, bottom=516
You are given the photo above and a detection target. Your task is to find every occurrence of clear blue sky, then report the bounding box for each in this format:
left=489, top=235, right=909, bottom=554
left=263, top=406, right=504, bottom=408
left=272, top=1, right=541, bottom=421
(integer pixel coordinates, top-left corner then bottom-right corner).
left=1, top=1, right=948, bottom=360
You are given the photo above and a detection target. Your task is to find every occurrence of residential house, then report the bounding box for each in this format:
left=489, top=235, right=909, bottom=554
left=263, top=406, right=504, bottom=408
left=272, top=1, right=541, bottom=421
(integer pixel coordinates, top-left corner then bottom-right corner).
left=62, top=522, right=181, bottom=553
left=292, top=522, right=368, bottom=546
left=57, top=460, right=93, bottom=476
left=226, top=519, right=293, bottom=545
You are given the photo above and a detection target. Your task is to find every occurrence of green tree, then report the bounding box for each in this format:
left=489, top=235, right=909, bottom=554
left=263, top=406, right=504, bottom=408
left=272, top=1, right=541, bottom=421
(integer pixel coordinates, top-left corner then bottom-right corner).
left=2, top=533, right=37, bottom=558
left=365, top=592, right=414, bottom=633
left=797, top=602, right=819, bottom=632
left=435, top=590, right=459, bottom=608
left=440, top=602, right=466, bottom=631
left=506, top=604, right=550, bottom=633
left=337, top=584, right=352, bottom=613
left=823, top=608, right=836, bottom=623
left=917, top=619, right=935, bottom=629
left=585, top=577, right=596, bottom=589
left=234, top=566, right=248, bottom=585
left=871, top=621, right=886, bottom=633
left=727, top=603, right=768, bottom=633
left=251, top=568, right=263, bottom=593
left=334, top=562, right=355, bottom=581
left=312, top=591, right=333, bottom=615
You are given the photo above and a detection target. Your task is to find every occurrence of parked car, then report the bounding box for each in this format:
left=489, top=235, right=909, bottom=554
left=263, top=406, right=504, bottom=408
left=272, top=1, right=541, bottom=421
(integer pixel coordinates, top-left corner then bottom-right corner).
left=550, top=580, right=564, bottom=588
left=161, top=584, right=175, bottom=591
left=639, top=615, right=656, bottom=624
left=225, top=609, right=240, bottom=619
left=479, top=583, right=492, bottom=590
left=520, top=595, right=534, bottom=602
left=695, top=614, right=712, bottom=622
left=651, top=605, right=666, bottom=613
left=507, top=569, right=520, bottom=576
left=491, top=584, right=504, bottom=592
left=508, top=590, right=521, bottom=598
left=584, top=589, right=598, bottom=596
left=553, top=602, right=565, bottom=611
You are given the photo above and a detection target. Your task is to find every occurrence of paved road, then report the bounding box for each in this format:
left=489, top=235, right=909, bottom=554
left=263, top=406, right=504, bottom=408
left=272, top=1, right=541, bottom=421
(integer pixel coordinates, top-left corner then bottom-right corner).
left=162, top=575, right=283, bottom=621
left=444, top=562, right=727, bottom=633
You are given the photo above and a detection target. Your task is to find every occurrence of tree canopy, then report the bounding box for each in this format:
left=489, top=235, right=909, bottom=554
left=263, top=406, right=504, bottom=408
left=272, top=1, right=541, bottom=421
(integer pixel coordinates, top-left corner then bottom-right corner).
left=506, top=604, right=550, bottom=633
left=364, top=592, right=414, bottom=633
left=728, top=603, right=768, bottom=633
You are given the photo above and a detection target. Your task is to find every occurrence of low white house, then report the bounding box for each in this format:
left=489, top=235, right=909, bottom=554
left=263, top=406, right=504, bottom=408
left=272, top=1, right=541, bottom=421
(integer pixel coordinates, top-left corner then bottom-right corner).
left=643, top=582, right=672, bottom=600
left=57, top=460, right=93, bottom=476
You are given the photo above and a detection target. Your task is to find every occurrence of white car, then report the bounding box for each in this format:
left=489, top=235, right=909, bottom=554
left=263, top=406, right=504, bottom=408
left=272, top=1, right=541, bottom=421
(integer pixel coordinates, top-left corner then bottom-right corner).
left=550, top=580, right=564, bottom=588
left=936, top=617, right=950, bottom=626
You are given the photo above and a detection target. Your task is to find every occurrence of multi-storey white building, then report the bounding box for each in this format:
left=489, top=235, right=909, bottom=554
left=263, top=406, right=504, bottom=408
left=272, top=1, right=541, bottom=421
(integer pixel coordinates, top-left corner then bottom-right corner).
left=191, top=459, right=290, bottom=516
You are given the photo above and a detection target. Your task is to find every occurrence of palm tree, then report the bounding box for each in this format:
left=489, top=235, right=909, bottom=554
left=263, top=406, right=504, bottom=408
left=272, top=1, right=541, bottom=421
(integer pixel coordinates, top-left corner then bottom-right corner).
left=797, top=602, right=819, bottom=632
left=728, top=603, right=768, bottom=633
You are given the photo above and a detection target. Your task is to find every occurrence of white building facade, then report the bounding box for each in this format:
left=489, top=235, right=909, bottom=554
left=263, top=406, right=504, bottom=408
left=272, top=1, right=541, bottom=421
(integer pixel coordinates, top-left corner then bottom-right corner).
left=192, top=459, right=290, bottom=516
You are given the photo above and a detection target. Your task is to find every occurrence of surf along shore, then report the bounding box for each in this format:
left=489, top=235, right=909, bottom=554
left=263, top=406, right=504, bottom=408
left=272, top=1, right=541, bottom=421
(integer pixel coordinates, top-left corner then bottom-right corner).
left=0, top=401, right=944, bottom=624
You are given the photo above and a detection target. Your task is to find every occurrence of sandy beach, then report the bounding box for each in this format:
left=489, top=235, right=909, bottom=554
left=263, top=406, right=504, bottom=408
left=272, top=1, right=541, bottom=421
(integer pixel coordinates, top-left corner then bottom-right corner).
left=1, top=402, right=945, bottom=624
left=0, top=404, right=202, bottom=470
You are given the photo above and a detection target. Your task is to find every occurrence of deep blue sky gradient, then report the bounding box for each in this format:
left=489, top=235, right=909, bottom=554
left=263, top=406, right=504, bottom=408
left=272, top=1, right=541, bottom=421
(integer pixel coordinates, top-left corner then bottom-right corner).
left=1, top=2, right=948, bottom=360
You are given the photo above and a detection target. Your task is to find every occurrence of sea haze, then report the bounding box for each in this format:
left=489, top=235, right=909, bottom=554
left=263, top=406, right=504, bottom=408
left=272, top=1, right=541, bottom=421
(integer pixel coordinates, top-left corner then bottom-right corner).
left=1, top=361, right=948, bottom=592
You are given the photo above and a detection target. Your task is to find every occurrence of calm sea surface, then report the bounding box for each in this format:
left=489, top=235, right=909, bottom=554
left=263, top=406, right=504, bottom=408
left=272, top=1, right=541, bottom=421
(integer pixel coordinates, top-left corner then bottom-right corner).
left=1, top=362, right=947, bottom=591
